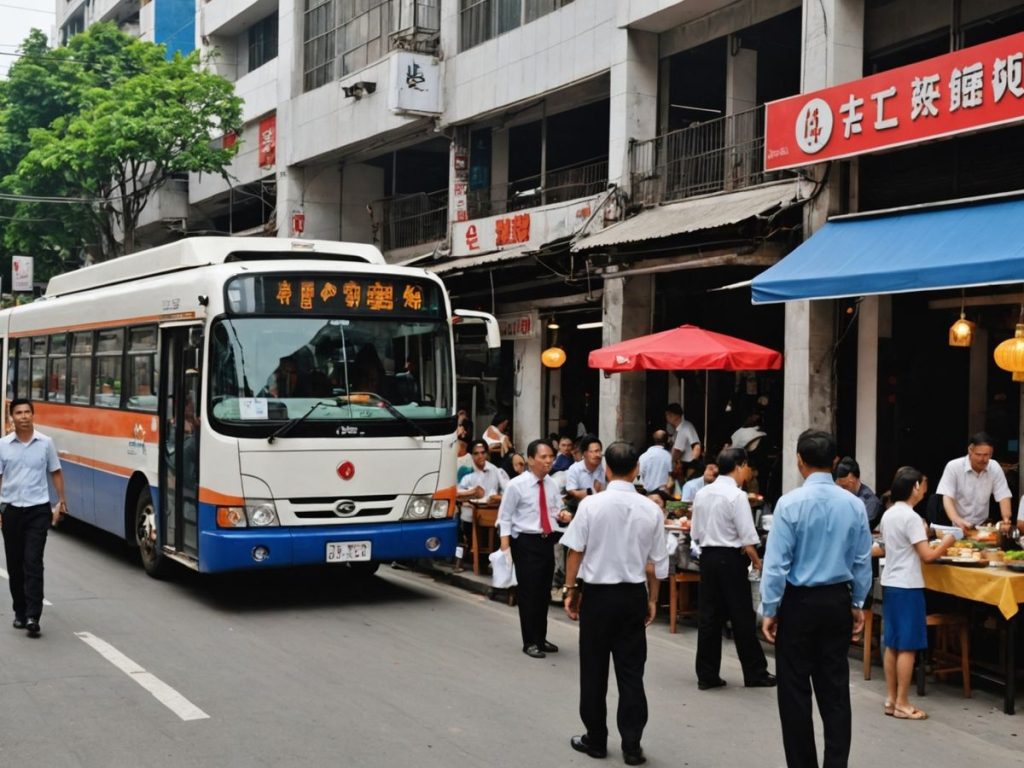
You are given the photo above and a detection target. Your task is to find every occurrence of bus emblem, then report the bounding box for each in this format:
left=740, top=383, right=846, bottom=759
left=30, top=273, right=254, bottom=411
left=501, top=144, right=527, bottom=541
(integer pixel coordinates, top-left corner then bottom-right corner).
left=334, top=500, right=358, bottom=517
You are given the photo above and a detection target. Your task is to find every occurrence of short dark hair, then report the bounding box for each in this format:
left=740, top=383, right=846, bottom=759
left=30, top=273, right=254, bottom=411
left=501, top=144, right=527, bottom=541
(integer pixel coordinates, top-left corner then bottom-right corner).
left=468, top=439, right=489, bottom=454
left=578, top=434, right=602, bottom=454
left=890, top=466, right=924, bottom=503
left=797, top=429, right=837, bottom=470
left=716, top=448, right=747, bottom=475
left=665, top=402, right=683, bottom=416
left=490, top=412, right=509, bottom=428
left=9, top=398, right=33, bottom=414
left=526, top=438, right=552, bottom=459
left=604, top=441, right=639, bottom=476
left=834, top=456, right=860, bottom=480
left=969, top=432, right=995, bottom=449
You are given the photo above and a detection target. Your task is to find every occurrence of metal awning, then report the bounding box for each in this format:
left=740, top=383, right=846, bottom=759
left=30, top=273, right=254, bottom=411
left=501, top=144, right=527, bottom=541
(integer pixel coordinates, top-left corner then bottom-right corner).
left=571, top=181, right=799, bottom=252
left=426, top=245, right=532, bottom=275
left=751, top=195, right=1024, bottom=304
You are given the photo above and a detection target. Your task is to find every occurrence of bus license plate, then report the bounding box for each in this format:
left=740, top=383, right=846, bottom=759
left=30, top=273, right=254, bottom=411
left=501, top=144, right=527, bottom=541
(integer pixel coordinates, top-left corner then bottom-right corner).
left=326, top=541, right=372, bottom=563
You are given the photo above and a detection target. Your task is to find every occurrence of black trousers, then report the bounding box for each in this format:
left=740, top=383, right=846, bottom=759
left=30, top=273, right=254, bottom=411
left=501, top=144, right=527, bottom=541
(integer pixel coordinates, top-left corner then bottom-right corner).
left=696, top=546, right=768, bottom=684
left=775, top=583, right=853, bottom=768
left=579, top=582, right=648, bottom=751
left=2, top=503, right=51, bottom=621
left=509, top=533, right=555, bottom=648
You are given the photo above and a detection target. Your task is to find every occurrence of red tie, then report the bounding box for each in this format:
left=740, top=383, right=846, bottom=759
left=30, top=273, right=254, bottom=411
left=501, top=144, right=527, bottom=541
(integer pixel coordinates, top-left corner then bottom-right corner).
left=538, top=480, right=552, bottom=534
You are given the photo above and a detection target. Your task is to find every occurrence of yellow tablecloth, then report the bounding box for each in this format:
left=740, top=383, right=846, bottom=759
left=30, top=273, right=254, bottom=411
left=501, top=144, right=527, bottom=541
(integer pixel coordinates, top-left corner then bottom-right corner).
left=922, top=563, right=1024, bottom=619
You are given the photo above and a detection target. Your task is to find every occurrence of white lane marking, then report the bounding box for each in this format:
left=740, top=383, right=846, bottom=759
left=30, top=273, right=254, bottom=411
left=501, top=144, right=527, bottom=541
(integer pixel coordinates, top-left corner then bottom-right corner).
left=75, top=632, right=210, bottom=721
left=0, top=567, right=53, bottom=605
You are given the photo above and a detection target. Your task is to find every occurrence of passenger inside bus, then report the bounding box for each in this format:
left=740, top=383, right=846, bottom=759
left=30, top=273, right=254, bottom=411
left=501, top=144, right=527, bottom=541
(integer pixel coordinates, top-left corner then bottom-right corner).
left=350, top=344, right=386, bottom=395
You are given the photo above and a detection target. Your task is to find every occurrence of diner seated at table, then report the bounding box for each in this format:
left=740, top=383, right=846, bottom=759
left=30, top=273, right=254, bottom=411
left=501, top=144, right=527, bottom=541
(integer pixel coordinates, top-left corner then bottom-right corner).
left=834, top=456, right=883, bottom=530
left=681, top=463, right=719, bottom=503
left=935, top=432, right=1012, bottom=532
left=564, top=435, right=605, bottom=502
left=457, top=439, right=509, bottom=502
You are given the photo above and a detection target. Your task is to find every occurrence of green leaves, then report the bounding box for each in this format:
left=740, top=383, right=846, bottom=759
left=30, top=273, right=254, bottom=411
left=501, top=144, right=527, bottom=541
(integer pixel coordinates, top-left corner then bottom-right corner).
left=0, top=22, right=242, bottom=265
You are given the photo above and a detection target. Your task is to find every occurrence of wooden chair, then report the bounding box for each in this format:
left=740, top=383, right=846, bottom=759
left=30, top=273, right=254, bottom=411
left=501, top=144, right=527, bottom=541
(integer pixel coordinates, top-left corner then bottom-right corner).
left=916, top=612, right=971, bottom=698
left=862, top=605, right=883, bottom=680
left=470, top=505, right=499, bottom=575
left=668, top=571, right=701, bottom=633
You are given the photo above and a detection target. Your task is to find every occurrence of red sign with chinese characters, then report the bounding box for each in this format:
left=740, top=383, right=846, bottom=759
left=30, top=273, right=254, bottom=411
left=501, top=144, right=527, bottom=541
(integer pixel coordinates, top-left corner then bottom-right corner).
left=258, top=114, right=276, bottom=168
left=764, top=32, right=1024, bottom=171
left=495, top=213, right=530, bottom=247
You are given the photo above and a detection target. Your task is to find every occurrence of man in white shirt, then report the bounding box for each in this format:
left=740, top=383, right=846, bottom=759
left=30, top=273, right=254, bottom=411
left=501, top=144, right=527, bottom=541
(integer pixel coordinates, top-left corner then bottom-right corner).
left=690, top=448, right=774, bottom=691
left=665, top=403, right=702, bottom=472
left=565, top=435, right=605, bottom=502
left=936, top=432, right=1012, bottom=531
left=680, top=463, right=719, bottom=503
left=457, top=439, right=509, bottom=502
left=637, top=430, right=672, bottom=494
left=498, top=439, right=572, bottom=659
left=562, top=442, right=669, bottom=766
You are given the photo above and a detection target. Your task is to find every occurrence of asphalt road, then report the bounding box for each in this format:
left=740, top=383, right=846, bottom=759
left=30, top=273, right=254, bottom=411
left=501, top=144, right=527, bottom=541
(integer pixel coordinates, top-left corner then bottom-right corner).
left=0, top=520, right=1021, bottom=767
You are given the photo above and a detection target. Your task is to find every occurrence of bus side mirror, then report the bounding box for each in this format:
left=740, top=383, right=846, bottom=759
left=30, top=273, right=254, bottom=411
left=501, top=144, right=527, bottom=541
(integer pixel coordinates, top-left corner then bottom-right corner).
left=453, top=309, right=500, bottom=349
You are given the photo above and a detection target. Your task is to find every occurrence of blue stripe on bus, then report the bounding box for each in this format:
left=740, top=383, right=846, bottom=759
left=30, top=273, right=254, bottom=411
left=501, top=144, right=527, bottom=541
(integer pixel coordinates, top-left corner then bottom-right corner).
left=197, top=511, right=458, bottom=573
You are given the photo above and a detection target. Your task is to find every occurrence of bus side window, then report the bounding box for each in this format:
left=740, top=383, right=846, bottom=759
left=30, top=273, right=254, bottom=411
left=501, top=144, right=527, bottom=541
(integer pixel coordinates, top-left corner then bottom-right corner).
left=94, top=328, right=124, bottom=409
left=15, top=338, right=30, bottom=402
left=47, top=333, right=68, bottom=403
left=30, top=336, right=46, bottom=401
left=126, top=325, right=158, bottom=412
left=69, top=332, right=94, bottom=405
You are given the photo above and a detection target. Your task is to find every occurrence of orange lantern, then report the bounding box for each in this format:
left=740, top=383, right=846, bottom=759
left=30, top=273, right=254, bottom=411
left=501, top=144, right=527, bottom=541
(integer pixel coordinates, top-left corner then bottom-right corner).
left=948, top=313, right=975, bottom=347
left=541, top=346, right=566, bottom=368
left=994, top=323, right=1024, bottom=379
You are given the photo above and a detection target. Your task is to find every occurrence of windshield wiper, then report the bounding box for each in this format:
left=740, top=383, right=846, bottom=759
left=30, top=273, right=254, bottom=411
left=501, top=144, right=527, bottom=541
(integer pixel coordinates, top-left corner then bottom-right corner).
left=267, top=401, right=333, bottom=444
left=335, top=392, right=427, bottom=438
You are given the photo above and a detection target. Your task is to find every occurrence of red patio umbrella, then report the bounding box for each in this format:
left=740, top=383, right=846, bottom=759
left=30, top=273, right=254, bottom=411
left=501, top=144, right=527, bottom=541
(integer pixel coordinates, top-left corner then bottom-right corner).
left=588, top=324, right=782, bottom=448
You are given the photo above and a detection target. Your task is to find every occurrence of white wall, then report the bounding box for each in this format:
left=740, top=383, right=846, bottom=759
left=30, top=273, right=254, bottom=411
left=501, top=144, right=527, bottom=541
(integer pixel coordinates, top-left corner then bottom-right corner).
left=200, top=0, right=277, bottom=37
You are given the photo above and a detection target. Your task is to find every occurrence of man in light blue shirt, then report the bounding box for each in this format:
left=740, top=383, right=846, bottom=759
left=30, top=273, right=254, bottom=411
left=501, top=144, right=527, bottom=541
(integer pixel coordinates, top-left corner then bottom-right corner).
left=680, top=462, right=719, bottom=503
left=0, top=399, right=67, bottom=637
left=637, top=430, right=672, bottom=493
left=760, top=429, right=871, bottom=768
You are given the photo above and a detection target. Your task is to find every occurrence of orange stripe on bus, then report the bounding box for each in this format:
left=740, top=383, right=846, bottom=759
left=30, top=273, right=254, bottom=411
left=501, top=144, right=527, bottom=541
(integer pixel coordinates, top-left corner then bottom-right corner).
left=10, top=312, right=196, bottom=337
left=60, top=452, right=135, bottom=478
left=199, top=488, right=245, bottom=506
left=31, top=402, right=159, bottom=443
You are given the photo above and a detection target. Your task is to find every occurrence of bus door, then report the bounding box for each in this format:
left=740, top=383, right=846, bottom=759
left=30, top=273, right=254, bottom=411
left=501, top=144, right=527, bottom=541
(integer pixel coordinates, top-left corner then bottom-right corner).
left=159, top=325, right=202, bottom=559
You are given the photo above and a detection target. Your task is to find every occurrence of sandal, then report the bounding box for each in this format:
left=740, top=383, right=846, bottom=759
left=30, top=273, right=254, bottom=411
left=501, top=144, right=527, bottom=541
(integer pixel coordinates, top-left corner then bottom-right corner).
left=884, top=701, right=895, bottom=717
left=893, top=706, right=928, bottom=720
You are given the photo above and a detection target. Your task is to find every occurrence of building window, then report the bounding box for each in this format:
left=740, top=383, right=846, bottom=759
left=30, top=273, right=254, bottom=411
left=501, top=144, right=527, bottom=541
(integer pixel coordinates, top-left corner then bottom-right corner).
left=460, top=0, right=571, bottom=51
left=248, top=13, right=278, bottom=72
left=303, top=0, right=336, bottom=91
left=339, top=0, right=389, bottom=77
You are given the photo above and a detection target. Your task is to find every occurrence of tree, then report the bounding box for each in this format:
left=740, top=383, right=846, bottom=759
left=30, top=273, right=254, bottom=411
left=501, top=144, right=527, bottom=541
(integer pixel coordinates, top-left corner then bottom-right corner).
left=1, top=23, right=242, bottom=262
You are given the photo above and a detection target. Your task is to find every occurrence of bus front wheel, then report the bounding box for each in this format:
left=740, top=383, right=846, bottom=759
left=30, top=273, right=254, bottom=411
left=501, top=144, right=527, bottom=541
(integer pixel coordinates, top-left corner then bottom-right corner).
left=135, top=490, right=171, bottom=579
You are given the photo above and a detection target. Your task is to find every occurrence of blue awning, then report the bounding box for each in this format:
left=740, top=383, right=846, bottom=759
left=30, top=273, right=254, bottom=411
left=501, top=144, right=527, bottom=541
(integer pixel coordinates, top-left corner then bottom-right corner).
left=751, top=197, right=1024, bottom=304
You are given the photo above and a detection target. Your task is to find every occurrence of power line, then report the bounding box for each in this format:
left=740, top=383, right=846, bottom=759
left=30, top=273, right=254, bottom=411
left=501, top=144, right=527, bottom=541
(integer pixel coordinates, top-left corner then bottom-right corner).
left=0, top=2, right=54, bottom=13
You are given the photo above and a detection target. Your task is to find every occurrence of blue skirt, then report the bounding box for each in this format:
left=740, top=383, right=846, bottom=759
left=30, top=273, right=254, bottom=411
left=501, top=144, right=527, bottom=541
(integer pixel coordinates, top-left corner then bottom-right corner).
left=882, top=586, right=928, bottom=651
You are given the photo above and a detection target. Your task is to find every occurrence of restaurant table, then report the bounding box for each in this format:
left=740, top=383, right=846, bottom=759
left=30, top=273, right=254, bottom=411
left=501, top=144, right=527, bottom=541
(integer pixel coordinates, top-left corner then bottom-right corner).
left=467, top=500, right=500, bottom=575
left=922, top=562, right=1024, bottom=713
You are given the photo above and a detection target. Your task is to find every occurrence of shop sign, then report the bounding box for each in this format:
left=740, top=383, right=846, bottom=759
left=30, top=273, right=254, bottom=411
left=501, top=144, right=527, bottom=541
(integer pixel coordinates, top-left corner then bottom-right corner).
left=11, top=255, right=32, bottom=292
left=765, top=31, right=1024, bottom=171
left=258, top=114, right=276, bottom=168
left=451, top=195, right=601, bottom=257
left=388, top=52, right=442, bottom=114
left=497, top=310, right=539, bottom=340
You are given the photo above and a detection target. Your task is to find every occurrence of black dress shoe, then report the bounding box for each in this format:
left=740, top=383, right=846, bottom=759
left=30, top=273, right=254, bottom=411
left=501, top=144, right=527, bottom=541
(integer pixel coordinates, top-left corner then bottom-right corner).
left=25, top=619, right=40, bottom=637
left=523, top=644, right=546, bottom=659
left=540, top=640, right=559, bottom=653
left=745, top=673, right=777, bottom=688
left=622, top=747, right=646, bottom=766
left=697, top=677, right=727, bottom=691
left=570, top=735, right=607, bottom=759
left=12, top=617, right=27, bottom=630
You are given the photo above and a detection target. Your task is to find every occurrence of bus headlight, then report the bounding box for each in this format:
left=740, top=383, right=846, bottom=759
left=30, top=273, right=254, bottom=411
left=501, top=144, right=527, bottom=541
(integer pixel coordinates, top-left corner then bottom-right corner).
left=403, top=496, right=431, bottom=520
left=429, top=500, right=449, bottom=519
left=245, top=500, right=279, bottom=527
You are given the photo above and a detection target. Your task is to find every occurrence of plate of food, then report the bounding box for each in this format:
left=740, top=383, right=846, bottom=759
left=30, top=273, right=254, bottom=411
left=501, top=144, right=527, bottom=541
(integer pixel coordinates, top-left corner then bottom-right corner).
left=937, top=556, right=988, bottom=567
left=1006, top=563, right=1024, bottom=573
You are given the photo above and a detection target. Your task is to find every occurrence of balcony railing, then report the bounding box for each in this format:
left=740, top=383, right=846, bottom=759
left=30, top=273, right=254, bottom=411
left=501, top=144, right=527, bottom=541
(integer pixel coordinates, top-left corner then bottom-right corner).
left=373, top=188, right=448, bottom=252
left=629, top=105, right=793, bottom=206
left=468, top=156, right=608, bottom=218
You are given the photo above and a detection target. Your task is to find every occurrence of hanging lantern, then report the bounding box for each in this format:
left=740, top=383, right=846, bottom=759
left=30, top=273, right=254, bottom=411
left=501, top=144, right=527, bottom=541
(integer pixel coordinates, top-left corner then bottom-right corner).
left=541, top=346, right=567, bottom=368
left=994, top=323, right=1024, bottom=379
left=948, top=313, right=975, bottom=347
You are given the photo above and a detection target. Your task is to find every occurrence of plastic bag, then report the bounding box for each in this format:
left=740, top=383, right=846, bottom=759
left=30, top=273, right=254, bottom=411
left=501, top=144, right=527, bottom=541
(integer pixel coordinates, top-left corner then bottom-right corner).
left=489, top=548, right=518, bottom=588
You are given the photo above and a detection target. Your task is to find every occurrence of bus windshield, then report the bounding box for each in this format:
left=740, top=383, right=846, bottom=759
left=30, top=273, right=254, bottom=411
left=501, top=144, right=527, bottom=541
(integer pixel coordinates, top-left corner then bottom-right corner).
left=208, top=316, right=453, bottom=437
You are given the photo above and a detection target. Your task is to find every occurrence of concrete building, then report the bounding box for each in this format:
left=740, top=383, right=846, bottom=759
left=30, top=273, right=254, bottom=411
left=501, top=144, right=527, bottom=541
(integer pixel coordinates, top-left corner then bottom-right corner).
left=55, top=0, right=1024, bottom=501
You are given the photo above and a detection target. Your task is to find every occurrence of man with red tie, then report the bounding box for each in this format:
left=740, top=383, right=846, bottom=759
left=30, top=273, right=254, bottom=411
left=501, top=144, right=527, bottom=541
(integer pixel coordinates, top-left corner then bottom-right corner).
left=499, top=439, right=573, bottom=658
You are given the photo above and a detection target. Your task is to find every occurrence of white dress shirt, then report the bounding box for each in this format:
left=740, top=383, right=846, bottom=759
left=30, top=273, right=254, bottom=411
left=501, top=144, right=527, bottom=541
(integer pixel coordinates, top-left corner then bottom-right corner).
left=498, top=471, right=563, bottom=537
left=690, top=475, right=759, bottom=548
left=638, top=445, right=671, bottom=491
left=458, top=462, right=509, bottom=497
left=565, top=459, right=605, bottom=493
left=561, top=480, right=669, bottom=583
left=936, top=455, right=1011, bottom=526
left=672, top=418, right=700, bottom=462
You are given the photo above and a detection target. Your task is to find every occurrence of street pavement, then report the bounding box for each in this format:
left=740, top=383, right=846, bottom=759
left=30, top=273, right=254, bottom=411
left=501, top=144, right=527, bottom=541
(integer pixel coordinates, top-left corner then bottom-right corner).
left=0, top=520, right=1021, bottom=767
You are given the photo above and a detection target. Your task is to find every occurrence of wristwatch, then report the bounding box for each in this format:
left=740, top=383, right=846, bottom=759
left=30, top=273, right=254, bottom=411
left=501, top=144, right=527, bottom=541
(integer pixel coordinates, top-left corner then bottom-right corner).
left=561, top=584, right=579, bottom=597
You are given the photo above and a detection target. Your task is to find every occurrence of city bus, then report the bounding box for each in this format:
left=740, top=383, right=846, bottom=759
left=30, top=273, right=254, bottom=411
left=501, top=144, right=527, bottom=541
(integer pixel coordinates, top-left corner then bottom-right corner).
left=0, top=238, right=498, bottom=577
